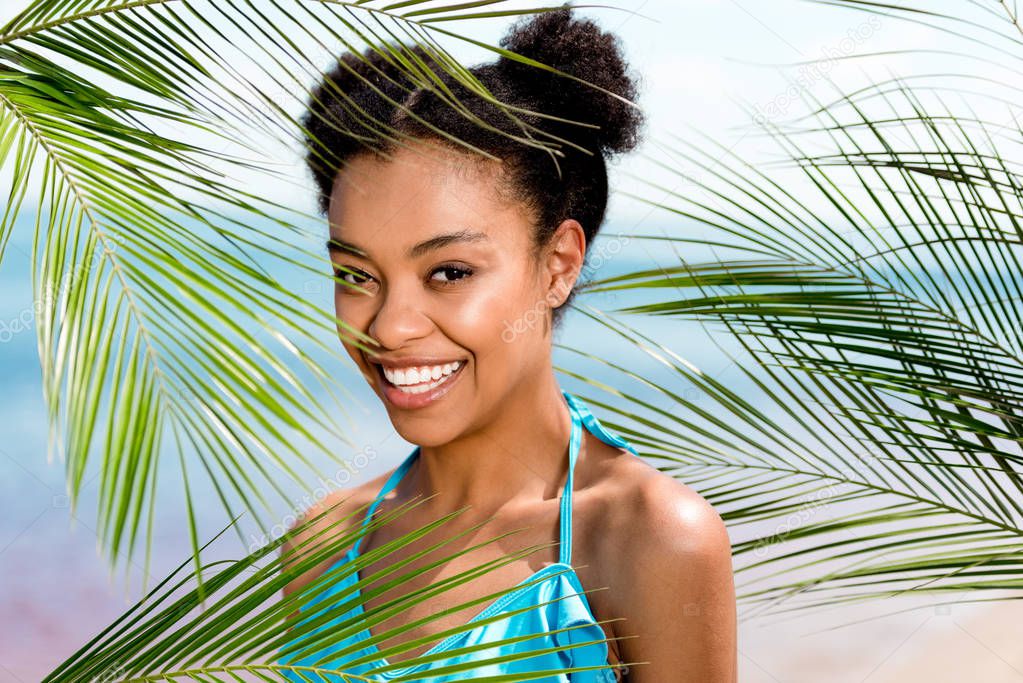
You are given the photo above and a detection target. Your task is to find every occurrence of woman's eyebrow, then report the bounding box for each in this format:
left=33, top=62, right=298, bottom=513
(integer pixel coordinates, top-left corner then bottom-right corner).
left=326, top=229, right=490, bottom=260
left=326, top=237, right=367, bottom=258
left=407, top=229, right=489, bottom=258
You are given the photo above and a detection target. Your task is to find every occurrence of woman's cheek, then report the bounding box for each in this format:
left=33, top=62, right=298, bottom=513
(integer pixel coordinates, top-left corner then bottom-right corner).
left=334, top=290, right=372, bottom=328
left=457, top=280, right=534, bottom=341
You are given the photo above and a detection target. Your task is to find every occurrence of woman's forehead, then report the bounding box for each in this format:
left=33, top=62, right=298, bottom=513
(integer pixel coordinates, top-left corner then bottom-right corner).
left=333, top=142, right=494, bottom=189
left=327, top=148, right=530, bottom=254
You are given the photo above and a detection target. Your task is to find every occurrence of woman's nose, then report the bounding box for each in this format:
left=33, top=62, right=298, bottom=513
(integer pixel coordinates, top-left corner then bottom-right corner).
left=366, top=286, right=434, bottom=350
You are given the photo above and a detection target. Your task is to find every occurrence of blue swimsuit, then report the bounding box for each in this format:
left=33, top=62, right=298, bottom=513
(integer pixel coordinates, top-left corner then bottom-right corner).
left=277, top=391, right=639, bottom=682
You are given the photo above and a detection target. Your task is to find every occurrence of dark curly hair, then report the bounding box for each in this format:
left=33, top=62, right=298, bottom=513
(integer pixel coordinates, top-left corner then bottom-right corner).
left=301, top=3, right=645, bottom=330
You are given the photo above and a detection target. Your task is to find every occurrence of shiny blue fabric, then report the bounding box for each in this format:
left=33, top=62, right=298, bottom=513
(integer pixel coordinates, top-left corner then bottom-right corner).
left=277, top=391, right=639, bottom=682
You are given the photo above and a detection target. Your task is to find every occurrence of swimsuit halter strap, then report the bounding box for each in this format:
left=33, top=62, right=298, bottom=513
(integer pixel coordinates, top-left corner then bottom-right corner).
left=560, top=391, right=639, bottom=564
left=350, top=390, right=639, bottom=564
left=349, top=446, right=419, bottom=556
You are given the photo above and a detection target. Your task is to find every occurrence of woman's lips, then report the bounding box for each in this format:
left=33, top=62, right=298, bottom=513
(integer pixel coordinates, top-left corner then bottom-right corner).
left=374, top=361, right=467, bottom=410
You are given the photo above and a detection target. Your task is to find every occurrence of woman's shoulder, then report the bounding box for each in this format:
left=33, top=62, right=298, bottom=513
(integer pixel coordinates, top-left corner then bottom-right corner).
left=593, top=454, right=736, bottom=679
left=279, top=466, right=398, bottom=600
left=594, top=452, right=731, bottom=580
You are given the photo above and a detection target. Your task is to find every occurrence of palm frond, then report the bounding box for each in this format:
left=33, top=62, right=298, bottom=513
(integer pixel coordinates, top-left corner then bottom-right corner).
left=558, top=297, right=1022, bottom=622
left=1, top=0, right=639, bottom=580
left=565, top=61, right=1023, bottom=620
left=43, top=495, right=627, bottom=682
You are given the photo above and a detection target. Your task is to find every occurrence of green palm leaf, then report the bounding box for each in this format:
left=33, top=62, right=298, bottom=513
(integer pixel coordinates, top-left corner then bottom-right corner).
left=43, top=497, right=626, bottom=682
left=1, top=0, right=628, bottom=582
left=3, top=2, right=649, bottom=679
left=573, top=43, right=1023, bottom=618
left=19, top=0, right=1023, bottom=675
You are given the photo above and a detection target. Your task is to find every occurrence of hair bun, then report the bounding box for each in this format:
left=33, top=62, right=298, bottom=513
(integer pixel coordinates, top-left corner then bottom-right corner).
left=496, top=3, right=645, bottom=156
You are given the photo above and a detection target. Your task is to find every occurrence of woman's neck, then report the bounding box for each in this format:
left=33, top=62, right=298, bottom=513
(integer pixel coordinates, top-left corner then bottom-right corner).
left=409, top=371, right=575, bottom=517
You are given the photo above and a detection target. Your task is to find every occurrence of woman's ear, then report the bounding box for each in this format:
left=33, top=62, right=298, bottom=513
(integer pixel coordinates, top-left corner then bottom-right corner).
left=543, top=218, right=587, bottom=309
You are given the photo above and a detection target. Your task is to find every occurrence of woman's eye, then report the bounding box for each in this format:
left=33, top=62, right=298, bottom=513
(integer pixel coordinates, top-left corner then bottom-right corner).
left=330, top=265, right=471, bottom=289
left=430, top=265, right=473, bottom=285
left=334, top=267, right=372, bottom=286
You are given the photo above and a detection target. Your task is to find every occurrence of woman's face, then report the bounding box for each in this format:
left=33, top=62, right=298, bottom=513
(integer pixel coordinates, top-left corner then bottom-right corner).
left=326, top=142, right=583, bottom=446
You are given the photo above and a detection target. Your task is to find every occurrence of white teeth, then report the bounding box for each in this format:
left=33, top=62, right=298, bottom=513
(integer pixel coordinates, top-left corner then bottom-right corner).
left=383, top=361, right=463, bottom=393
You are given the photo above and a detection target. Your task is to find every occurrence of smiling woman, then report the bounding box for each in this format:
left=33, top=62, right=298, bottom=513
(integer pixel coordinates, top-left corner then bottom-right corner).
left=277, top=5, right=736, bottom=682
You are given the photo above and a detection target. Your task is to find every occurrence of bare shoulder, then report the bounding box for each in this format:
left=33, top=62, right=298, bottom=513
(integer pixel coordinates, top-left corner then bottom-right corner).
left=598, top=454, right=730, bottom=557
left=604, top=455, right=732, bottom=570
left=279, top=468, right=393, bottom=601
left=596, top=455, right=737, bottom=681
